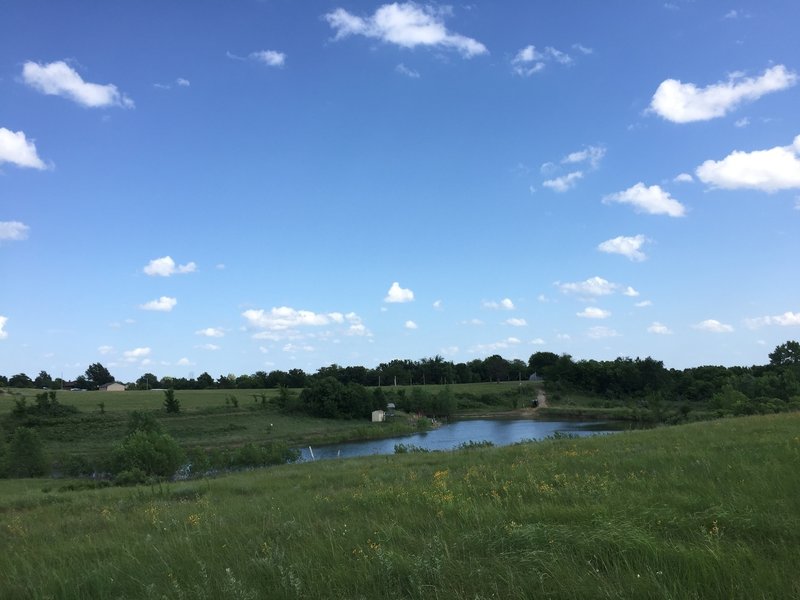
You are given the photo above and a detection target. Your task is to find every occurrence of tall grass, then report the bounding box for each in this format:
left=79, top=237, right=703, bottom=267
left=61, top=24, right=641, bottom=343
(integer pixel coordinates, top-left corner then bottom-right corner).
left=2, top=413, right=799, bottom=598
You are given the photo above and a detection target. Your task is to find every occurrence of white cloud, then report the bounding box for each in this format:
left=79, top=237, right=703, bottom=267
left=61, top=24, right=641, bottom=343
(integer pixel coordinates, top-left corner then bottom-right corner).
left=647, top=322, right=673, bottom=335
left=650, top=65, right=796, bottom=123
left=243, top=307, right=370, bottom=338
left=572, top=44, right=593, bottom=55
left=745, top=311, right=800, bottom=328
left=139, top=296, right=177, bottom=312
left=0, top=128, right=47, bottom=169
left=512, top=45, right=572, bottom=76
left=587, top=326, right=619, bottom=339
left=143, top=256, right=197, bottom=277
left=505, top=318, right=528, bottom=327
left=577, top=307, right=611, bottom=319
left=562, top=145, right=606, bottom=169
left=22, top=60, right=134, bottom=108
left=598, top=234, right=647, bottom=262
left=623, top=286, right=640, bottom=297
left=674, top=172, right=694, bottom=183
left=283, top=343, right=314, bottom=353
left=196, top=327, right=224, bottom=338
left=396, top=63, right=420, bottom=78
left=543, top=171, right=583, bottom=192
left=176, top=358, right=193, bottom=366
left=0, top=315, right=7, bottom=339
left=462, top=318, right=484, bottom=326
left=123, top=347, right=151, bottom=361
left=557, top=276, right=617, bottom=296
left=404, top=320, right=418, bottom=329
left=433, top=299, right=443, bottom=309
left=795, top=197, right=800, bottom=211
left=695, top=135, right=800, bottom=192
left=196, top=343, right=220, bottom=351
left=556, top=333, right=571, bottom=341
left=694, top=319, right=734, bottom=333
left=483, top=298, right=515, bottom=310
left=603, top=183, right=686, bottom=217
left=635, top=300, right=653, bottom=308
left=734, top=117, right=750, bottom=128
left=250, top=50, right=286, bottom=67
left=531, top=338, right=546, bottom=345
left=325, top=3, right=487, bottom=58
left=176, top=78, right=190, bottom=87
left=98, top=345, right=114, bottom=355
left=0, top=221, right=30, bottom=241
left=470, top=337, right=521, bottom=354
left=385, top=281, right=414, bottom=303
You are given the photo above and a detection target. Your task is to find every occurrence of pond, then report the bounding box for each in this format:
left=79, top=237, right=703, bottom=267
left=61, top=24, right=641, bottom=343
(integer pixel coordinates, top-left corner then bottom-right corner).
left=298, top=418, right=627, bottom=462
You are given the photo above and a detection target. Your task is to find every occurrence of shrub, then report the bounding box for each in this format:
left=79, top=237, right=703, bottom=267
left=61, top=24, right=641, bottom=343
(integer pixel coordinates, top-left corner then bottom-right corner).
left=112, top=430, right=184, bottom=478
left=7, top=427, right=48, bottom=477
left=394, top=443, right=431, bottom=454
left=163, top=388, right=180, bottom=414
left=126, top=411, right=163, bottom=436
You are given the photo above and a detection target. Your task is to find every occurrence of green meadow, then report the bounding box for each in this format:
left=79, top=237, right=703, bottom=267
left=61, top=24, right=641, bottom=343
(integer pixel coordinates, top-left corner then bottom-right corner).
left=2, top=413, right=799, bottom=598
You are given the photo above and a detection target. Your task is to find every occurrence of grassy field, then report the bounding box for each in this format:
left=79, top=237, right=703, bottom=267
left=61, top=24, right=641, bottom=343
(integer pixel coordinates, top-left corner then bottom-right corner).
left=1, top=413, right=799, bottom=598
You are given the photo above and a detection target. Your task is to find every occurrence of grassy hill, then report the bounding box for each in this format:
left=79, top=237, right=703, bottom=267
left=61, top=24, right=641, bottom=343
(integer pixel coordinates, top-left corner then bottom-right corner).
left=2, top=412, right=799, bottom=598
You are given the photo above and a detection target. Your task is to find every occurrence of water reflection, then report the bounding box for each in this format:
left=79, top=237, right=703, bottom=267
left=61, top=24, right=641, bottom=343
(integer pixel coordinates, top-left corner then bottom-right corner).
left=298, top=418, right=622, bottom=462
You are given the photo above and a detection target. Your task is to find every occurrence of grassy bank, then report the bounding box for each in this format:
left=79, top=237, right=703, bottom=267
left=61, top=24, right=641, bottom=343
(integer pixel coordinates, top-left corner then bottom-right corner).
left=2, top=413, right=799, bottom=598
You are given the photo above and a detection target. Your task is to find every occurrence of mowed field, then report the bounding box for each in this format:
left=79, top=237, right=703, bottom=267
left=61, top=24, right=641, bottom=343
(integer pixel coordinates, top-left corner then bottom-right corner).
left=1, top=413, right=799, bottom=598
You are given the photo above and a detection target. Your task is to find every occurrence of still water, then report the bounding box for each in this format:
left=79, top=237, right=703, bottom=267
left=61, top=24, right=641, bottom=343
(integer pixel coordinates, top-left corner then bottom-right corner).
left=298, top=418, right=623, bottom=462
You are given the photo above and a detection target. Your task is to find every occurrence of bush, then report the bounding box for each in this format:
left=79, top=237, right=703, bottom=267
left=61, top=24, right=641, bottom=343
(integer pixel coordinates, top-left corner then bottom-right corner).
left=126, top=411, right=163, bottom=436
left=7, top=427, right=48, bottom=477
left=163, top=388, right=180, bottom=414
left=112, top=430, right=185, bottom=478
left=394, top=443, right=431, bottom=454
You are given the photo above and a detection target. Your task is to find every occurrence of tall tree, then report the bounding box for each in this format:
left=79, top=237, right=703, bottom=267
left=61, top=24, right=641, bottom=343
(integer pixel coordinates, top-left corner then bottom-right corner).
left=85, top=363, right=114, bottom=388
left=34, top=370, right=53, bottom=388
left=769, top=341, right=800, bottom=366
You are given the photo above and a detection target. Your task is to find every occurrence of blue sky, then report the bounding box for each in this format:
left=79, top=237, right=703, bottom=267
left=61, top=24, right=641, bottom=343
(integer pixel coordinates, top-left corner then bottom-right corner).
left=1, top=1, right=799, bottom=381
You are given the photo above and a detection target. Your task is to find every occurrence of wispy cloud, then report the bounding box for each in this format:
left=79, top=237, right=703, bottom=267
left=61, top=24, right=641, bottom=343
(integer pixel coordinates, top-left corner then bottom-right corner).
left=557, top=276, right=618, bottom=296
left=483, top=298, right=515, bottom=310
left=745, top=311, right=800, bottom=328
left=512, top=44, right=573, bottom=76
left=577, top=307, right=611, bottom=319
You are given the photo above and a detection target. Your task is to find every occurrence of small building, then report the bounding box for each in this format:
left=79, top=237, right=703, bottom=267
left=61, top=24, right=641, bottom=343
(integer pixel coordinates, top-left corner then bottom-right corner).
left=99, top=382, right=126, bottom=392
left=371, top=409, right=386, bottom=423
left=386, top=402, right=396, bottom=417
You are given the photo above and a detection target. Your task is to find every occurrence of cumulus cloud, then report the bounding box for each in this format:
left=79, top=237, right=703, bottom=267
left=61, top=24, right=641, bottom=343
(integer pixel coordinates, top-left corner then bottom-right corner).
left=603, top=183, right=686, bottom=217
left=176, top=78, right=190, bottom=87
left=531, top=338, right=546, bottom=345
left=623, top=286, right=640, bottom=297
left=674, top=172, right=694, bottom=183
left=635, top=300, right=653, bottom=308
left=557, top=276, right=618, bottom=296
left=694, top=319, right=734, bottom=333
left=176, top=357, right=193, bottom=366
left=123, top=347, right=151, bottom=361
left=283, top=343, right=314, bottom=353
left=143, top=256, right=197, bottom=277
left=650, top=65, right=796, bottom=123
left=0, top=128, right=47, bottom=169
left=0, top=221, right=30, bottom=241
left=139, top=296, right=177, bottom=312
left=745, top=311, right=800, bottom=329
left=98, top=345, right=114, bottom=355
left=0, top=315, right=7, bottom=339
left=587, top=326, right=619, bottom=339
left=483, top=298, right=515, bottom=310
left=385, top=281, right=414, bottom=303
left=22, top=60, right=134, bottom=108
left=597, top=234, right=647, bottom=261
left=325, top=3, right=487, bottom=58
left=243, top=307, right=370, bottom=338
left=433, top=300, right=443, bottom=309
left=543, top=171, right=584, bottom=192
left=196, top=327, right=224, bottom=338
left=404, top=320, right=418, bottom=329
left=470, top=337, right=522, bottom=354
left=512, top=44, right=572, bottom=76
left=648, top=322, right=673, bottom=335
left=249, top=50, right=286, bottom=67
left=505, top=318, right=528, bottom=327
left=577, top=307, right=611, bottom=319
left=695, top=135, right=800, bottom=192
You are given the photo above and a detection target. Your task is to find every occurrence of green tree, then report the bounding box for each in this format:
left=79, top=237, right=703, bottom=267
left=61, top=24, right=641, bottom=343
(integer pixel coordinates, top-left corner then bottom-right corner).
left=136, top=373, right=159, bottom=390
left=85, top=363, right=114, bottom=388
left=163, top=388, right=180, bottom=413
left=9, top=373, right=34, bottom=388
left=34, top=370, right=54, bottom=389
left=769, top=341, right=800, bottom=366
left=8, top=427, right=48, bottom=477
left=197, top=371, right=214, bottom=389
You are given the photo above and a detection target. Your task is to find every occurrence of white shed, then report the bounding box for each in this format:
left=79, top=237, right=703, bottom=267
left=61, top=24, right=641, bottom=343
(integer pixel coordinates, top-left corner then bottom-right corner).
left=371, top=409, right=386, bottom=422
left=99, top=382, right=126, bottom=392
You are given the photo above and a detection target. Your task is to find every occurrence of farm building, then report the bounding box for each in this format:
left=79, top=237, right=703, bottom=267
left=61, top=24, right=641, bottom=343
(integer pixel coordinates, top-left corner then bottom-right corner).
left=99, top=382, right=126, bottom=392
left=371, top=409, right=386, bottom=422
